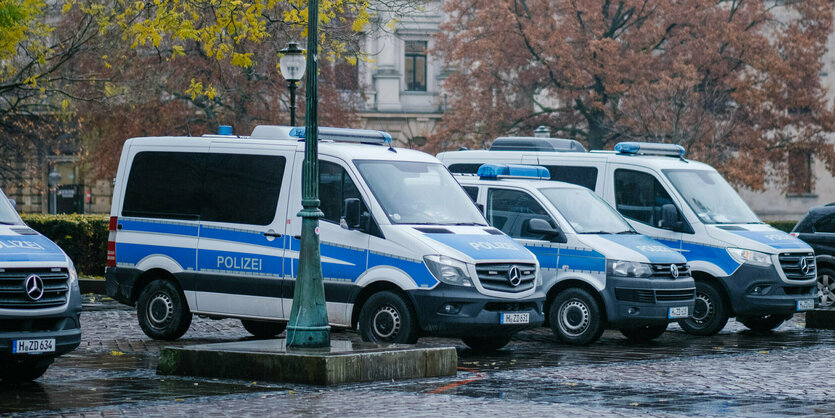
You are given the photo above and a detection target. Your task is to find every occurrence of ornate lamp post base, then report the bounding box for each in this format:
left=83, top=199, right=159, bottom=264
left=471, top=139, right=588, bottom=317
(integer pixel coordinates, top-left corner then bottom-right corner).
left=286, top=208, right=331, bottom=348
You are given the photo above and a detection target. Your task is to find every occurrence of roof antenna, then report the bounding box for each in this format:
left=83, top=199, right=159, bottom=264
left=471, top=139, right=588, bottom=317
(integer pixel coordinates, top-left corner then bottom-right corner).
left=186, top=119, right=192, bottom=137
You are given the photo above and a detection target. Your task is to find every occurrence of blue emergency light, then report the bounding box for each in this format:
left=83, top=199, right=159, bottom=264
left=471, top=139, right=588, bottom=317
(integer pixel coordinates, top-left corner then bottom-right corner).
left=477, top=164, right=551, bottom=180
left=289, top=127, right=392, bottom=144
left=614, top=142, right=685, bottom=157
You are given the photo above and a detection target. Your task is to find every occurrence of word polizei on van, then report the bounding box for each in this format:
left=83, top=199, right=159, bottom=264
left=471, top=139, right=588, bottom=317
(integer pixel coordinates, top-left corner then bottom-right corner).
left=105, top=126, right=545, bottom=351
left=439, top=138, right=818, bottom=336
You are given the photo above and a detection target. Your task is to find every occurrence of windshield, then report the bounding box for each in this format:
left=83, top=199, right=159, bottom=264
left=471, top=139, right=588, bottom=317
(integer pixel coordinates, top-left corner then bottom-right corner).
left=539, top=187, right=634, bottom=234
left=663, top=169, right=760, bottom=224
left=354, top=160, right=487, bottom=225
left=0, top=189, right=20, bottom=225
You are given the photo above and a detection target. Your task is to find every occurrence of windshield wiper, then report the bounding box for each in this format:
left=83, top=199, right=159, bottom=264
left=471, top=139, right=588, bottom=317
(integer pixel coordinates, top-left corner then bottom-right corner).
left=615, top=230, right=637, bottom=234
left=0, top=221, right=15, bottom=225
left=577, top=231, right=612, bottom=235
left=449, top=222, right=487, bottom=226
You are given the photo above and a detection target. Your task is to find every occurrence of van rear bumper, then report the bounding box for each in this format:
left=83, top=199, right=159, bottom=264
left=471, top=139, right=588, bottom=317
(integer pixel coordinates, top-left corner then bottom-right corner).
left=105, top=266, right=141, bottom=306
left=604, top=276, right=696, bottom=328
left=722, top=263, right=817, bottom=316
left=408, top=285, right=545, bottom=338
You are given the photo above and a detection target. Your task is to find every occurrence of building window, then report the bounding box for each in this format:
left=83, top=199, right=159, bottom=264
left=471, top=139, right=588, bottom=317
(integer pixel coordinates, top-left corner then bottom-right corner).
left=404, top=41, right=427, bottom=91
left=788, top=150, right=813, bottom=195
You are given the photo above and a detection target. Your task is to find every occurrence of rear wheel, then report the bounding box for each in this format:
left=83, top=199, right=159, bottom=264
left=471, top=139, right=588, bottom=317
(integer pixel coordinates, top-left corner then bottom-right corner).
left=678, top=281, right=728, bottom=336
left=0, top=360, right=50, bottom=383
left=817, top=267, right=835, bottom=308
left=137, top=279, right=192, bottom=341
left=549, top=288, right=605, bottom=345
left=462, top=336, right=512, bottom=352
left=358, top=291, right=419, bottom=344
left=738, top=314, right=792, bottom=333
left=619, top=324, right=668, bottom=342
left=241, top=320, right=287, bottom=339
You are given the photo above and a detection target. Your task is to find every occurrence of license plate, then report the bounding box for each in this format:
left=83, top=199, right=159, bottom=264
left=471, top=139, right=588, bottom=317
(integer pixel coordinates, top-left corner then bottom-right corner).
left=668, top=306, right=689, bottom=319
left=12, top=338, right=55, bottom=354
left=500, top=312, right=530, bottom=324
left=797, top=299, right=815, bottom=311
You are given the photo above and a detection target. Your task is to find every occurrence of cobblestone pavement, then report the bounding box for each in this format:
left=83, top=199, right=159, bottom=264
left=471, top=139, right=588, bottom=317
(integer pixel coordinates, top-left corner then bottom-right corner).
left=2, top=296, right=834, bottom=417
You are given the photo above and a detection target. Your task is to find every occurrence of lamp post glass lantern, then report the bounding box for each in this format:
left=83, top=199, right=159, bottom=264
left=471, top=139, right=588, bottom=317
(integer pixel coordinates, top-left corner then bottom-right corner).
left=279, top=42, right=306, bottom=126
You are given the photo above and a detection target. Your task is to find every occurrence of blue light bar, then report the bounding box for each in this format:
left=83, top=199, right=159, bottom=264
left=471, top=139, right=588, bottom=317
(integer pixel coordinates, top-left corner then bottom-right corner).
left=477, top=164, right=550, bottom=180
left=289, top=126, right=392, bottom=144
left=614, top=142, right=685, bottom=157
left=218, top=125, right=233, bottom=135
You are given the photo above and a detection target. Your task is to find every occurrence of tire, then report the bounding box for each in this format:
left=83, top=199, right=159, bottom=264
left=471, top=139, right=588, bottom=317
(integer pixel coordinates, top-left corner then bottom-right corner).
left=619, top=324, right=668, bottom=342
left=817, top=267, right=835, bottom=308
left=241, top=320, right=287, bottom=339
left=548, top=288, right=605, bottom=345
left=462, top=336, right=512, bottom=352
left=137, top=279, right=192, bottom=341
left=358, top=291, right=419, bottom=344
left=738, top=314, right=792, bottom=333
left=678, top=280, right=728, bottom=336
left=0, top=360, right=50, bottom=383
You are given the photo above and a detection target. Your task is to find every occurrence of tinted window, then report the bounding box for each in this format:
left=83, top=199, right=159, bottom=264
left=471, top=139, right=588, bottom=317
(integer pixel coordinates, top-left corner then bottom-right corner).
left=202, top=154, right=285, bottom=225
left=463, top=186, right=479, bottom=202
left=123, top=152, right=204, bottom=219
left=487, top=188, right=555, bottom=239
left=543, top=166, right=598, bottom=190
left=816, top=215, right=835, bottom=233
left=448, top=163, right=482, bottom=174
left=319, top=161, right=364, bottom=224
left=614, top=169, right=676, bottom=228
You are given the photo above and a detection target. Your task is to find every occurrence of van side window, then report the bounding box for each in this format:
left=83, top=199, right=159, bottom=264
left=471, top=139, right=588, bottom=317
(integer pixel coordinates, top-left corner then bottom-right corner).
left=487, top=188, right=555, bottom=239
left=202, top=154, right=285, bottom=225
left=614, top=169, right=675, bottom=228
left=123, top=152, right=204, bottom=219
left=463, top=186, right=479, bottom=202
left=543, top=166, right=598, bottom=191
left=319, top=161, right=364, bottom=225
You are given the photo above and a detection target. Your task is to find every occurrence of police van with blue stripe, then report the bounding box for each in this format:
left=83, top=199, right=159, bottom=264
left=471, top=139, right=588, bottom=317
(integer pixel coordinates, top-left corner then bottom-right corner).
left=439, top=139, right=818, bottom=335
left=455, top=164, right=695, bottom=344
left=105, top=126, right=544, bottom=350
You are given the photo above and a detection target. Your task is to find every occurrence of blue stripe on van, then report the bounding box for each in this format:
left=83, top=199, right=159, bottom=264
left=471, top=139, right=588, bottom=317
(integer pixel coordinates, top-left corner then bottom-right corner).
left=320, top=243, right=367, bottom=281
left=197, top=249, right=283, bottom=276
left=423, top=233, right=535, bottom=261
left=523, top=245, right=559, bottom=269
left=116, top=243, right=196, bottom=270
left=368, top=251, right=438, bottom=288
left=557, top=252, right=606, bottom=273
left=119, top=219, right=198, bottom=237
left=600, top=234, right=684, bottom=264
left=678, top=240, right=741, bottom=276
left=198, top=225, right=273, bottom=247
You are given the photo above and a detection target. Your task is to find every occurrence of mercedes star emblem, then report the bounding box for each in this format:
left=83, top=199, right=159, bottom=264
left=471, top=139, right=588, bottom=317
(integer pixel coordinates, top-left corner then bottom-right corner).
left=24, top=274, right=45, bottom=301
left=508, top=266, right=521, bottom=287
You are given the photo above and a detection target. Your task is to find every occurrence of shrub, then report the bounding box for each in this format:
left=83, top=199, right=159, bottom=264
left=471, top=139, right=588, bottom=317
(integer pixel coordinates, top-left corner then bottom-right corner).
left=766, top=220, right=797, bottom=233
left=20, top=214, right=108, bottom=277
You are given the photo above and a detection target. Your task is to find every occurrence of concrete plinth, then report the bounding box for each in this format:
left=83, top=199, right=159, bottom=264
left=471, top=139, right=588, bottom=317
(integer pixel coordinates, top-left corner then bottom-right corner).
left=805, top=309, right=835, bottom=330
left=157, top=339, right=457, bottom=385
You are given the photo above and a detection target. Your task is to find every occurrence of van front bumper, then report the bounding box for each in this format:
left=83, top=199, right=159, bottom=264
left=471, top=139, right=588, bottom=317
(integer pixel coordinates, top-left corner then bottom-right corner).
left=722, top=263, right=817, bottom=316
left=408, top=285, right=545, bottom=338
left=604, top=276, right=696, bottom=328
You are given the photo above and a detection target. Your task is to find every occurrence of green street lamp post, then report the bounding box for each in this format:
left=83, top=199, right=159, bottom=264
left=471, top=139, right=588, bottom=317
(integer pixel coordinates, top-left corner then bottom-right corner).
left=285, top=0, right=331, bottom=349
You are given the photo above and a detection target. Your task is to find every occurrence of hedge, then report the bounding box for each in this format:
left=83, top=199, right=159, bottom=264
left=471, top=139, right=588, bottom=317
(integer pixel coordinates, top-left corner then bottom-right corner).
left=20, top=214, right=108, bottom=277
left=12, top=214, right=800, bottom=277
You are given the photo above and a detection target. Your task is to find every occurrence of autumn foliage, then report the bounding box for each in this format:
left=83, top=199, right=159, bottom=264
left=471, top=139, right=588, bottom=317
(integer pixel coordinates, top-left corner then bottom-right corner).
left=432, top=0, right=835, bottom=189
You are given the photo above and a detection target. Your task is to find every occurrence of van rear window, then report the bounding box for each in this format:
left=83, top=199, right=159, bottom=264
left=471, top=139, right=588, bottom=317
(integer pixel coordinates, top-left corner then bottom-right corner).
left=123, top=152, right=204, bottom=220
left=448, top=163, right=597, bottom=190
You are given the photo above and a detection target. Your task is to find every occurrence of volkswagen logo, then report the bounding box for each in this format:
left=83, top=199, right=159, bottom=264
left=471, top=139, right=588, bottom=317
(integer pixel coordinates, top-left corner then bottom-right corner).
left=508, top=266, right=522, bottom=287
left=24, top=274, right=44, bottom=301
left=670, top=264, right=679, bottom=279
left=800, top=257, right=813, bottom=275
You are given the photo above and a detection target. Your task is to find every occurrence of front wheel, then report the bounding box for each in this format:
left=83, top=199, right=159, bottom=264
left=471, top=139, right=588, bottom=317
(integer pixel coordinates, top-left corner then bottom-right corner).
left=619, top=324, right=667, bottom=342
left=678, top=281, right=728, bottom=336
left=549, top=288, right=605, bottom=345
left=137, top=279, right=192, bottom=341
left=358, top=291, right=419, bottom=344
left=738, top=314, right=792, bottom=333
left=0, top=360, right=50, bottom=383
left=241, top=320, right=287, bottom=339
left=462, top=336, right=512, bottom=352
left=817, top=267, right=835, bottom=308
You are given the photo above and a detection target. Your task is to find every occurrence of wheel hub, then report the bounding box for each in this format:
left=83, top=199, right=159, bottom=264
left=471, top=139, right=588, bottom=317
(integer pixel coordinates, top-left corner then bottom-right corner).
left=819, top=274, right=835, bottom=307
left=691, top=291, right=714, bottom=323
left=559, top=299, right=590, bottom=336
left=148, top=293, right=174, bottom=328
left=372, top=306, right=401, bottom=340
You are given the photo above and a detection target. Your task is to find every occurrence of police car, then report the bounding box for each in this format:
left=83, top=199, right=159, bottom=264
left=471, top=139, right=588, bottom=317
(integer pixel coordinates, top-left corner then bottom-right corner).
left=0, top=189, right=81, bottom=382
left=105, top=126, right=544, bottom=351
left=439, top=140, right=817, bottom=335
left=456, top=164, right=695, bottom=344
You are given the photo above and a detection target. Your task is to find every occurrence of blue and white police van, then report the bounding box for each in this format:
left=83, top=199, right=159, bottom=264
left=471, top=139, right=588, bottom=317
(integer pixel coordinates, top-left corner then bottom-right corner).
left=455, top=164, right=695, bottom=344
left=0, top=189, right=81, bottom=382
left=105, top=126, right=544, bottom=351
left=439, top=139, right=818, bottom=335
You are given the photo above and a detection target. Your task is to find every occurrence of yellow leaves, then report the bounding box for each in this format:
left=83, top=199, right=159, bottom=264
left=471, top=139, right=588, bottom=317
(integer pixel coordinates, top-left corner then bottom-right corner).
left=230, top=52, right=253, bottom=68
left=61, top=99, right=68, bottom=111
left=186, top=78, right=217, bottom=101
left=110, top=350, right=124, bottom=356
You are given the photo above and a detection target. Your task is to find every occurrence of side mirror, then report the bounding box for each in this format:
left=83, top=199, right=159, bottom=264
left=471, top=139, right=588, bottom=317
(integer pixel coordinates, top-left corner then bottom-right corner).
left=527, top=218, right=567, bottom=243
left=660, top=204, right=682, bottom=230
left=475, top=203, right=485, bottom=214
left=341, top=198, right=362, bottom=230
left=8, top=198, right=15, bottom=210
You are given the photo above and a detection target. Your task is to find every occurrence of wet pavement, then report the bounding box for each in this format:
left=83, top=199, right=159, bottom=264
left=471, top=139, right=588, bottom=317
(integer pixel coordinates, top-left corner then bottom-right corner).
left=2, top=295, right=834, bottom=416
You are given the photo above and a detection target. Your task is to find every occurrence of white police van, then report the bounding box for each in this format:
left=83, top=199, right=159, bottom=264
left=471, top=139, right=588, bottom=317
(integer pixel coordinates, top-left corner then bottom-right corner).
left=105, top=126, right=544, bottom=351
left=455, top=164, right=695, bottom=344
left=439, top=140, right=818, bottom=335
left=0, top=188, right=81, bottom=382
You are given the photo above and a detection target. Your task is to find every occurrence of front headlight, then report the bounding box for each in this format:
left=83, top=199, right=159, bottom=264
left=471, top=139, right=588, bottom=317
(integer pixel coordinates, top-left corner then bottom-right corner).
left=424, top=255, right=473, bottom=287
left=68, top=258, right=78, bottom=284
left=727, top=248, right=773, bottom=266
left=607, top=260, right=653, bottom=278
